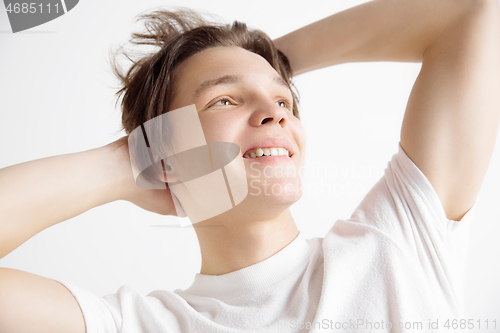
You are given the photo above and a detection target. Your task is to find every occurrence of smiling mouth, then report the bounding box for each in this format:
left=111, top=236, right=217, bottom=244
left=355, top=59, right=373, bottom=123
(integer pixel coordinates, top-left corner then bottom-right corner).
left=243, top=147, right=291, bottom=159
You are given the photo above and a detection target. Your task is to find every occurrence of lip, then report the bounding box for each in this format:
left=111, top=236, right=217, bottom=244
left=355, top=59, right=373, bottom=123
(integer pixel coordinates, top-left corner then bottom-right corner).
left=243, top=155, right=292, bottom=165
left=241, top=138, right=294, bottom=158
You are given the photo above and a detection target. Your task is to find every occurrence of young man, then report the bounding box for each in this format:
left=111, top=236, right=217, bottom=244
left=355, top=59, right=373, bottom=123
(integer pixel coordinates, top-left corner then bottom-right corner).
left=0, top=0, right=499, bottom=332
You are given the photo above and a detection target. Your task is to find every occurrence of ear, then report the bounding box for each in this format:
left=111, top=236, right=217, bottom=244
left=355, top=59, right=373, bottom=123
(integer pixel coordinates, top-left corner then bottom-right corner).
left=158, top=160, right=187, bottom=218
left=157, top=159, right=180, bottom=184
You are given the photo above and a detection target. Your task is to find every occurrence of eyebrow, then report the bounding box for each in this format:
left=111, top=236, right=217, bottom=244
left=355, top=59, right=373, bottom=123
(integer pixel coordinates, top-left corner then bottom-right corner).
left=191, top=74, right=290, bottom=101
left=192, top=74, right=240, bottom=101
left=273, top=75, right=290, bottom=91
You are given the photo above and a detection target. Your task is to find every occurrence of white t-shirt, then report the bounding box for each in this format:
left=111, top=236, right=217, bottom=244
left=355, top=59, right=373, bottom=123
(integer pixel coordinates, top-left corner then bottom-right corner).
left=57, top=143, right=475, bottom=333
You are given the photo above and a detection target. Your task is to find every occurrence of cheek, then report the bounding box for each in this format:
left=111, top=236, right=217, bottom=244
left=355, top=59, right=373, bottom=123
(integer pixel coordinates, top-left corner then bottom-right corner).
left=291, top=118, right=307, bottom=148
left=199, top=113, right=245, bottom=142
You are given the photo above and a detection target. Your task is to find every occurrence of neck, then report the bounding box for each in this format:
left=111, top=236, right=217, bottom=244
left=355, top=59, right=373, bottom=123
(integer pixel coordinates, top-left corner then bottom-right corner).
left=194, top=208, right=299, bottom=275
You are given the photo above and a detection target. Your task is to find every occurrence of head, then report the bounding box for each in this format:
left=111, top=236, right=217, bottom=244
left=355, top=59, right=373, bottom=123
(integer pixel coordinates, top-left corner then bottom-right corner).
left=113, top=8, right=306, bottom=224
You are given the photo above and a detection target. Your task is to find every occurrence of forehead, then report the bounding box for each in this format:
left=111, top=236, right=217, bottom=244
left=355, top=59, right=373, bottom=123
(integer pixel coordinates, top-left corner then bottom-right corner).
left=173, top=46, right=284, bottom=97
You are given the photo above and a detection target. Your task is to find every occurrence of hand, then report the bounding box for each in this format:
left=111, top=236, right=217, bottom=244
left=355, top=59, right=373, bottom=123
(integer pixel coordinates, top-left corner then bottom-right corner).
left=106, top=136, right=178, bottom=216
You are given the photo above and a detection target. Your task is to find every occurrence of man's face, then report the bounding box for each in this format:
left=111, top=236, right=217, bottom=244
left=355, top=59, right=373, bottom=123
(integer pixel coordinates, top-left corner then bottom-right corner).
left=169, top=46, right=306, bottom=215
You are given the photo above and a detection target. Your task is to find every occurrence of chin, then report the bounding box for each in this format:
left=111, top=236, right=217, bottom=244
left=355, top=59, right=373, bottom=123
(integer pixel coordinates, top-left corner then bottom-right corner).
left=247, top=177, right=303, bottom=206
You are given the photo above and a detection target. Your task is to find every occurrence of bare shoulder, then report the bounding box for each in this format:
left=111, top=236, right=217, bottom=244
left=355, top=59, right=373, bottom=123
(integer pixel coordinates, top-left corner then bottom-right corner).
left=0, top=268, right=85, bottom=333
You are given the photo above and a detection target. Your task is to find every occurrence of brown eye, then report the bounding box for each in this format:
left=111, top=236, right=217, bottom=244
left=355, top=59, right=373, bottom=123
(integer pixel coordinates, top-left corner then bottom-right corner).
left=277, top=100, right=287, bottom=108
left=213, top=98, right=233, bottom=106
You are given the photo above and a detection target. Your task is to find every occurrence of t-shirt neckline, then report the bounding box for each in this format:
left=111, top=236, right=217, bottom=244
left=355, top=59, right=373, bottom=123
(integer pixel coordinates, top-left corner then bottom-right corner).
left=182, top=232, right=311, bottom=299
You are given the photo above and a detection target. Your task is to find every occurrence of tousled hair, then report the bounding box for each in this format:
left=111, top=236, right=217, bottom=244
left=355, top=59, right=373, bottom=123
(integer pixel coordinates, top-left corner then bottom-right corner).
left=111, top=8, right=300, bottom=136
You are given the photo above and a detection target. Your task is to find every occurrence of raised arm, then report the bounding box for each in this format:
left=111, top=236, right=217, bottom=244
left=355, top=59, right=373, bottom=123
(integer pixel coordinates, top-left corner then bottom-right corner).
left=275, top=0, right=500, bottom=221
left=0, top=138, right=171, bottom=258
left=0, top=137, right=176, bottom=332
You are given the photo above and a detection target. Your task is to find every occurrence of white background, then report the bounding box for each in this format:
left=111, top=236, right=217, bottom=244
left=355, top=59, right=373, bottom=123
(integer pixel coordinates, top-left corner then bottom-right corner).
left=0, top=0, right=499, bottom=330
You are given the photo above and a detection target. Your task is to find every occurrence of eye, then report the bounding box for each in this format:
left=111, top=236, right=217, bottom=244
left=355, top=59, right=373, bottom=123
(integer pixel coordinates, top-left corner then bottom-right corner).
left=212, top=98, right=234, bottom=107
left=276, top=100, right=290, bottom=109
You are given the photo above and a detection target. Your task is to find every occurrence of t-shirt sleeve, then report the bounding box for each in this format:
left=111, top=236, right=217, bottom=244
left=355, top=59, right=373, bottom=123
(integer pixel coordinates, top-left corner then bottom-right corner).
left=349, top=142, right=476, bottom=291
left=54, top=280, right=187, bottom=333
left=351, top=141, right=476, bottom=235
left=54, top=280, right=120, bottom=333
left=389, top=142, right=476, bottom=224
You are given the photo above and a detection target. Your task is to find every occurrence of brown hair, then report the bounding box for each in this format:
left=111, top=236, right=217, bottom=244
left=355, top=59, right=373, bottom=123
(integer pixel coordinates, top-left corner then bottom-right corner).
left=111, top=8, right=300, bottom=136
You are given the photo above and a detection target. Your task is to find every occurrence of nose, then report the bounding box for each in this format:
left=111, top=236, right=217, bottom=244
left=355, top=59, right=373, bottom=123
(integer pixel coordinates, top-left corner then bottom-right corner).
left=249, top=102, right=288, bottom=128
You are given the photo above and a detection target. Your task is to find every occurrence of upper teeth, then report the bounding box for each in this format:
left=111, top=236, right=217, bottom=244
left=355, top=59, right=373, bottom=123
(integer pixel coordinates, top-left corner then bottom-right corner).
left=244, top=147, right=290, bottom=158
